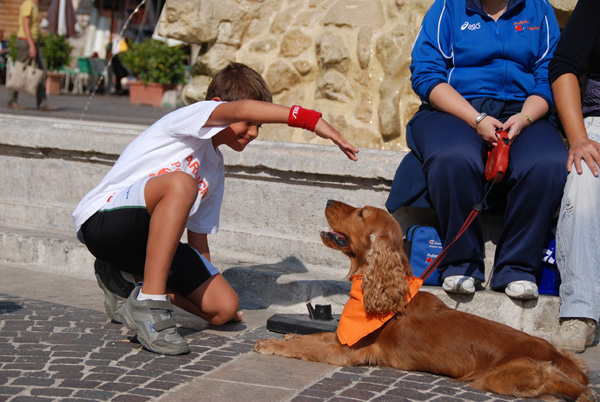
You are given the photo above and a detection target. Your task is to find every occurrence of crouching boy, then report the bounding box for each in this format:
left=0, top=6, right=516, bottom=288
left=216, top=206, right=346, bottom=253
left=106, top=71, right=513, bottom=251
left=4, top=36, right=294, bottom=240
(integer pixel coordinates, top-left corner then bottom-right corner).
left=72, top=62, right=359, bottom=355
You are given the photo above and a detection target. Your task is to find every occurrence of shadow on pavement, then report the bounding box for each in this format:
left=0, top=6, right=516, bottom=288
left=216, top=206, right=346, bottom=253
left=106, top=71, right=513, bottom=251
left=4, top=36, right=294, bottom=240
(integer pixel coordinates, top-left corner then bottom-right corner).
left=0, top=301, right=23, bottom=314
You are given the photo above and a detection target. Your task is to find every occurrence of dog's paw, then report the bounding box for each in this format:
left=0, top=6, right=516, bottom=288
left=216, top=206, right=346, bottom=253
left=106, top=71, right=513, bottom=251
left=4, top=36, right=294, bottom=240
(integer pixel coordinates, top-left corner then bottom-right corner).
left=254, top=339, right=278, bottom=354
left=253, top=339, right=266, bottom=352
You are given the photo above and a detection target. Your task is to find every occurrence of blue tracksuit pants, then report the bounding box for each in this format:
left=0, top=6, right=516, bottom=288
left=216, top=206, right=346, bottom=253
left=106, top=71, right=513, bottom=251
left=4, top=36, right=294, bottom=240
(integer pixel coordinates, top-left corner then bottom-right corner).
left=409, top=108, right=567, bottom=289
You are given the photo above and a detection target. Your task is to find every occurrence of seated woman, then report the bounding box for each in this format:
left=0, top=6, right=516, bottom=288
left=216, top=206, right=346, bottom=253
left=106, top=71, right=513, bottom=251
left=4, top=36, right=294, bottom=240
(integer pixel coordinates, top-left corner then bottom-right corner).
left=387, top=0, right=567, bottom=300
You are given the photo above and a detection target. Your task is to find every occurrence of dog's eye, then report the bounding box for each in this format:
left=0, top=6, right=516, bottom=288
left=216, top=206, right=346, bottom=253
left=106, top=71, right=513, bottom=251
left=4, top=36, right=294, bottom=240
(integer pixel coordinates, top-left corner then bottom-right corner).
left=357, top=209, right=364, bottom=218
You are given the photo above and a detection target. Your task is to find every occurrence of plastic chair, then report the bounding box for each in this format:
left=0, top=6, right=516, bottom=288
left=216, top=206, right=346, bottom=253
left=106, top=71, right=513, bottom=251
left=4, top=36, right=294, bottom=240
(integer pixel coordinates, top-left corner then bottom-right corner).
left=59, top=65, right=77, bottom=93
left=72, top=57, right=92, bottom=94
left=88, top=58, right=108, bottom=93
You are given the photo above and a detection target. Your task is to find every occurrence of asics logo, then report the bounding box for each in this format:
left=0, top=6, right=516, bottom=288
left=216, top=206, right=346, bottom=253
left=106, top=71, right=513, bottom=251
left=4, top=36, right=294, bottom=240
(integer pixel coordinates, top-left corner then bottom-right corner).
left=291, top=105, right=300, bottom=119
left=461, top=21, right=481, bottom=31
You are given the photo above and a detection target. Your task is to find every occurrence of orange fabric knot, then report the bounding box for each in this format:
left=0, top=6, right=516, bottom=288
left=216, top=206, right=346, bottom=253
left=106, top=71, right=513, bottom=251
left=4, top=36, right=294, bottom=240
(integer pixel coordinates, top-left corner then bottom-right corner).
left=337, top=275, right=423, bottom=346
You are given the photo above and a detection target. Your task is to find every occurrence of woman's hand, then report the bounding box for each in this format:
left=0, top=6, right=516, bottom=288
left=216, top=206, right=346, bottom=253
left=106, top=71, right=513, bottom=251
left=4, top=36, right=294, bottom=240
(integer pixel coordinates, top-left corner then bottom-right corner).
left=502, top=113, right=530, bottom=141
left=567, top=137, right=600, bottom=176
left=476, top=116, right=504, bottom=146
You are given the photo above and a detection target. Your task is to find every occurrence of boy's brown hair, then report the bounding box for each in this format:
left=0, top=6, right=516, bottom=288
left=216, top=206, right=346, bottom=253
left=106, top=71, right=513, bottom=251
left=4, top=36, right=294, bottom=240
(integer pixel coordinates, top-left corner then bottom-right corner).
left=205, top=62, right=272, bottom=103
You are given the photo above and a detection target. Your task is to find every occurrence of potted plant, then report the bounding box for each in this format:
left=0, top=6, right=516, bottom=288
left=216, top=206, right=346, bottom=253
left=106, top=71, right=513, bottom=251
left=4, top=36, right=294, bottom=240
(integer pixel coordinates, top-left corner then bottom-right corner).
left=39, top=33, right=73, bottom=95
left=7, top=33, right=18, bottom=62
left=120, top=39, right=187, bottom=107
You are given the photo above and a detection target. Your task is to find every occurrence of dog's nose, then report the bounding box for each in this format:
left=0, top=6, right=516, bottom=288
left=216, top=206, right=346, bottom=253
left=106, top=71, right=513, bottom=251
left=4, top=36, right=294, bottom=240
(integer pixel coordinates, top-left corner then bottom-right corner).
left=327, top=199, right=334, bottom=207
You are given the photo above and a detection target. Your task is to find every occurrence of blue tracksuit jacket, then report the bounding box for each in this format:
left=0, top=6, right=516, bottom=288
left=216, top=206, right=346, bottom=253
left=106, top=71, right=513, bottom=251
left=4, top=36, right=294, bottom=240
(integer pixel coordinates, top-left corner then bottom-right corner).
left=410, top=0, right=560, bottom=108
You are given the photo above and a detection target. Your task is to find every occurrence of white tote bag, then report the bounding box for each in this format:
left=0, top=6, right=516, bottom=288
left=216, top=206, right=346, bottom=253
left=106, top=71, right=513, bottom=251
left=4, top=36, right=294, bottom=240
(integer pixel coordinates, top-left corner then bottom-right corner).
left=6, top=60, right=44, bottom=97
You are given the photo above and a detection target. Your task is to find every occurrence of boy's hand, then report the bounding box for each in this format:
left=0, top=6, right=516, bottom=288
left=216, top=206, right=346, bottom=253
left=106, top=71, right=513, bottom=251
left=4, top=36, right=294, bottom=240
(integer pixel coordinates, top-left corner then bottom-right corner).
left=314, top=119, right=359, bottom=161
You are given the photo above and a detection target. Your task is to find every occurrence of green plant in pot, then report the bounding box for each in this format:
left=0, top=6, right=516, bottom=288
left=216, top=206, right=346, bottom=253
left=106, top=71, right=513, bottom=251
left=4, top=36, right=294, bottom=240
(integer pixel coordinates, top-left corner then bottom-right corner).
left=119, top=39, right=187, bottom=106
left=37, top=33, right=73, bottom=95
left=7, top=33, right=18, bottom=62
left=7, top=32, right=73, bottom=70
left=40, top=33, right=73, bottom=72
left=120, top=39, right=186, bottom=85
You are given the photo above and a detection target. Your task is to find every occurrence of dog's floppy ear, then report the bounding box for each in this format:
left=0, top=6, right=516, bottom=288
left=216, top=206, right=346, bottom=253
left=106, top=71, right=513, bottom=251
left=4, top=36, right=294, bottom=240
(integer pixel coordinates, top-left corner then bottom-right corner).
left=362, top=233, right=412, bottom=314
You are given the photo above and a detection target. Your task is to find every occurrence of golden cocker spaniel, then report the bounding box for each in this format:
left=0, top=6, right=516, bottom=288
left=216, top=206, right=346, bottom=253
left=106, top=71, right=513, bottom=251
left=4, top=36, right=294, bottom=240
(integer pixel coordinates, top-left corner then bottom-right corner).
left=254, top=200, right=595, bottom=401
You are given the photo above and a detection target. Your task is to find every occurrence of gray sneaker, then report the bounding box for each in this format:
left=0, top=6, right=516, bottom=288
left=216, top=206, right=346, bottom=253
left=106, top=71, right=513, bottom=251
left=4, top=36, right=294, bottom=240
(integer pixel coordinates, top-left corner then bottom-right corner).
left=551, top=318, right=597, bottom=354
left=94, top=259, right=135, bottom=323
left=117, top=285, right=190, bottom=355
left=504, top=280, right=538, bottom=300
left=442, top=276, right=476, bottom=294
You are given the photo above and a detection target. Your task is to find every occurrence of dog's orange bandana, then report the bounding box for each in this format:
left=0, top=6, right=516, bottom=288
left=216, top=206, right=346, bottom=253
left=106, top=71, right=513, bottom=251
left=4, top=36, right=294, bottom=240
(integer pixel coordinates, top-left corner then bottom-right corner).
left=337, top=274, right=423, bottom=346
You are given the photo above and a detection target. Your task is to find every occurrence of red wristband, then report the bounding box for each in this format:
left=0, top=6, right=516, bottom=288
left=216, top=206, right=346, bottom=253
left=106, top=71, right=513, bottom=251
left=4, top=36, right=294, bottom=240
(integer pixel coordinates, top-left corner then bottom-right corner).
left=287, top=105, right=322, bottom=132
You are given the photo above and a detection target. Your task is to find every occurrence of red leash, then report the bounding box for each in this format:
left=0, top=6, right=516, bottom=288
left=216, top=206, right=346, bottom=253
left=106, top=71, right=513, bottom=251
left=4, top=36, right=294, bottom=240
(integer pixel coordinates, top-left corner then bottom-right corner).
left=419, top=131, right=510, bottom=282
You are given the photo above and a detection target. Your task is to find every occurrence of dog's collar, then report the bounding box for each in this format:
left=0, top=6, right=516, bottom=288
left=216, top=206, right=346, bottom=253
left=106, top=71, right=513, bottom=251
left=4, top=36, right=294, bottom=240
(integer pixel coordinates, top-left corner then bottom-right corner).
left=337, top=275, right=423, bottom=346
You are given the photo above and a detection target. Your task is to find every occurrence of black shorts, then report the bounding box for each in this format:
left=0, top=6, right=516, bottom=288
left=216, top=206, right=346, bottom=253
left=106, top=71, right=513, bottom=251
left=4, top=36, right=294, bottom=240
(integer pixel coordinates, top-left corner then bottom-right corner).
left=80, top=207, right=217, bottom=296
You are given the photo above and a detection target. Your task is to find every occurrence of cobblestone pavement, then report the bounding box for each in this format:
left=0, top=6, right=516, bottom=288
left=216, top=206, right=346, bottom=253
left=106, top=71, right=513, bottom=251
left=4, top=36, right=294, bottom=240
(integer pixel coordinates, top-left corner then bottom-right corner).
left=3, top=293, right=599, bottom=402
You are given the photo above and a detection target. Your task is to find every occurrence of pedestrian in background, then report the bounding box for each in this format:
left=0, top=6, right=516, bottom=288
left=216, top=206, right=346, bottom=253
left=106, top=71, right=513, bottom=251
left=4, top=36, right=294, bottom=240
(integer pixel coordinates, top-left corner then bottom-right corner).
left=7, top=0, right=54, bottom=110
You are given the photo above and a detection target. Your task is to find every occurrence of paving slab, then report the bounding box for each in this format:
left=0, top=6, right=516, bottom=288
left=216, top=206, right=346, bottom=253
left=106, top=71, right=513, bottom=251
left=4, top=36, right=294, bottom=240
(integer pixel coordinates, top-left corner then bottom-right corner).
left=2, top=263, right=600, bottom=402
left=158, top=354, right=335, bottom=402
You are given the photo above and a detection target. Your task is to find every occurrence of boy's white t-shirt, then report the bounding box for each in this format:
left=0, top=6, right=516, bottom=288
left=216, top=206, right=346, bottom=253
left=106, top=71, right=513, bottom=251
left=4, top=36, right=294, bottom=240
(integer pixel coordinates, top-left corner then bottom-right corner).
left=72, top=100, right=229, bottom=236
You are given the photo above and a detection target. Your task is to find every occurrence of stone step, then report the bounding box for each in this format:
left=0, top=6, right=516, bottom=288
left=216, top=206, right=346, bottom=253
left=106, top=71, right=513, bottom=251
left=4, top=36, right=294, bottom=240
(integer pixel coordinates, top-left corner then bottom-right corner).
left=0, top=224, right=561, bottom=341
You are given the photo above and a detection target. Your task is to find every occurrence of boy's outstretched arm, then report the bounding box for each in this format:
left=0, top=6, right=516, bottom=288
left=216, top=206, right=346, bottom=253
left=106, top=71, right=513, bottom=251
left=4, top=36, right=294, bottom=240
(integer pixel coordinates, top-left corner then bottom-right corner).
left=313, top=117, right=359, bottom=161
left=207, top=100, right=359, bottom=161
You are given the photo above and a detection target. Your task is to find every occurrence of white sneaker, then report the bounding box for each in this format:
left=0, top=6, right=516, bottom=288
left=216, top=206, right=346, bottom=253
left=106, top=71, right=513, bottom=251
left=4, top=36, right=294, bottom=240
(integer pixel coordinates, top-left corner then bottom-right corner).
left=551, top=318, right=597, bottom=353
left=442, top=276, right=476, bottom=294
left=505, top=280, right=538, bottom=300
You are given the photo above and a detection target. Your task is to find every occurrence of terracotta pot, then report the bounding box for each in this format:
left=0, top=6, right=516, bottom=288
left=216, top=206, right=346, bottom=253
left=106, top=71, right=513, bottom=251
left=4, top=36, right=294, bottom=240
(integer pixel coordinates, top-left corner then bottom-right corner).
left=46, top=72, right=63, bottom=95
left=128, top=81, right=176, bottom=107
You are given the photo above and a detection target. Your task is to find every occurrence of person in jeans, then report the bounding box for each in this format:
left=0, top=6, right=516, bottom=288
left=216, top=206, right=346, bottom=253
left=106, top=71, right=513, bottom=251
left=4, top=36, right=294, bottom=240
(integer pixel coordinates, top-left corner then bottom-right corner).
left=549, top=0, right=600, bottom=354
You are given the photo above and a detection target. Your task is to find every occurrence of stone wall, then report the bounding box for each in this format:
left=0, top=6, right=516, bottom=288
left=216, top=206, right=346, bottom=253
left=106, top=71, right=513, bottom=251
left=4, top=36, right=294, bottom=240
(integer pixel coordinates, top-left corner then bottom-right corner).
left=0, top=113, right=402, bottom=277
left=158, top=0, right=576, bottom=151
left=158, top=0, right=434, bottom=151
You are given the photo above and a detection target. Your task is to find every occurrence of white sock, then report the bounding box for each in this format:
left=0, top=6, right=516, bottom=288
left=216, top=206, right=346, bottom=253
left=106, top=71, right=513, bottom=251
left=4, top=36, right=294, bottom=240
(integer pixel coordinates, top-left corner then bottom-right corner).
left=137, top=290, right=167, bottom=302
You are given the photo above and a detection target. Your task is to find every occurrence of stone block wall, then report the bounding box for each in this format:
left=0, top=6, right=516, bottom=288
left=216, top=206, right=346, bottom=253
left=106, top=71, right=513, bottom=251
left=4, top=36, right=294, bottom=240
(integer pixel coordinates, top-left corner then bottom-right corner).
left=158, top=0, right=435, bottom=151
left=158, top=0, right=577, bottom=152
